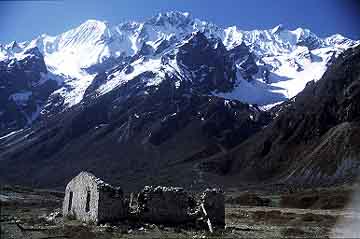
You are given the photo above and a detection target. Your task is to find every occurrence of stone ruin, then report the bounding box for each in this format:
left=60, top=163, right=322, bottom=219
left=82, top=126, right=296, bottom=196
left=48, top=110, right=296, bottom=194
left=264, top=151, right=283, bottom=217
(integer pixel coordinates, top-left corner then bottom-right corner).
left=200, top=188, right=225, bottom=230
left=63, top=171, right=225, bottom=231
left=136, top=186, right=196, bottom=224
left=62, top=172, right=127, bottom=224
left=135, top=186, right=225, bottom=231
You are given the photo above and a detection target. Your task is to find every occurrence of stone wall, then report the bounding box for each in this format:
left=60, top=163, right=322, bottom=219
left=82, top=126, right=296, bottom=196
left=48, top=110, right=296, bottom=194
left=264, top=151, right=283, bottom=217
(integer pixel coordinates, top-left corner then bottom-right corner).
left=62, top=172, right=100, bottom=223
left=137, top=186, right=196, bottom=224
left=200, top=188, right=225, bottom=228
left=63, top=171, right=127, bottom=224
left=98, top=187, right=128, bottom=223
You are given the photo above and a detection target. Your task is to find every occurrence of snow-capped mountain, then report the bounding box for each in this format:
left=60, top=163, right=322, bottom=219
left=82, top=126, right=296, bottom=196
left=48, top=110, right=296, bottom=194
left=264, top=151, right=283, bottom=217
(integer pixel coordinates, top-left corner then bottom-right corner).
left=0, top=11, right=359, bottom=134
left=1, top=11, right=360, bottom=189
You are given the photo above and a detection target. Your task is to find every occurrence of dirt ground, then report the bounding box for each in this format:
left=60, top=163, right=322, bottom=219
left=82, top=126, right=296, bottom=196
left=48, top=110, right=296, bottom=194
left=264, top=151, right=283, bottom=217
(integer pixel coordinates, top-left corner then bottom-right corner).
left=1, top=184, right=360, bottom=238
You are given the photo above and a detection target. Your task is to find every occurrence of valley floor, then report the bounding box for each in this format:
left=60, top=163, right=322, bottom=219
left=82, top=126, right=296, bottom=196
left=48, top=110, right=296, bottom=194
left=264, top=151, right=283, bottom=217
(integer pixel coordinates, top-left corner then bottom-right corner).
left=1, top=184, right=359, bottom=238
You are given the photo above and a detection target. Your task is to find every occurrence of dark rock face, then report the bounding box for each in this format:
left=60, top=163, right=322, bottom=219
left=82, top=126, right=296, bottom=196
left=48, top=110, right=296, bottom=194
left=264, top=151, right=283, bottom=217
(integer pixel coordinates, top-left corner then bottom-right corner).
left=228, top=43, right=258, bottom=80
left=21, top=47, right=48, bottom=72
left=83, top=71, right=108, bottom=98
left=137, top=43, right=155, bottom=57
left=0, top=47, right=59, bottom=135
left=83, top=55, right=130, bottom=75
left=221, top=45, right=360, bottom=187
left=154, top=35, right=177, bottom=55
left=177, top=32, right=236, bottom=92
left=296, top=31, right=325, bottom=50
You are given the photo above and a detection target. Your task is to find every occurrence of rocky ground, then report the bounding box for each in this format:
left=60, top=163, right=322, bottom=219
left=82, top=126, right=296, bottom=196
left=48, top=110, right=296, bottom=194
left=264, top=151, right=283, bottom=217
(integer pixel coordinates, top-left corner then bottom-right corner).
left=1, top=184, right=360, bottom=238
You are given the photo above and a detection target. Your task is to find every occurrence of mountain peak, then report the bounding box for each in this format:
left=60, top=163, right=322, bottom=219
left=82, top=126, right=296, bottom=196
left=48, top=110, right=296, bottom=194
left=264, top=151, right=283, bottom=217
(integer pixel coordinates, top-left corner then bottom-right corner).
left=325, top=33, right=360, bottom=49
left=80, top=19, right=108, bottom=27
left=271, top=24, right=286, bottom=34
left=157, top=11, right=191, bottom=19
left=56, top=19, right=109, bottom=49
left=6, top=40, right=20, bottom=50
left=75, top=19, right=109, bottom=34
left=147, top=11, right=193, bottom=26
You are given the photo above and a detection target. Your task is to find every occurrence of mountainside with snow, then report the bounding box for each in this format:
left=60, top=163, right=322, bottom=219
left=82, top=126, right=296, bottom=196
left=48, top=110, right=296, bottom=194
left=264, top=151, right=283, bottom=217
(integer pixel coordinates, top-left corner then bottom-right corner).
left=0, top=11, right=359, bottom=189
left=0, top=11, right=358, bottom=134
left=213, top=45, right=360, bottom=187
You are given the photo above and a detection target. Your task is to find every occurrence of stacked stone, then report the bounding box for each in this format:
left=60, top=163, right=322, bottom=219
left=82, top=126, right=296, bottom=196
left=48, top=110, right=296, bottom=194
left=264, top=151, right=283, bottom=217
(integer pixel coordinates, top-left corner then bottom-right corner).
left=63, top=171, right=128, bottom=224
left=98, top=185, right=128, bottom=223
left=200, top=188, right=225, bottom=228
left=137, top=186, right=195, bottom=224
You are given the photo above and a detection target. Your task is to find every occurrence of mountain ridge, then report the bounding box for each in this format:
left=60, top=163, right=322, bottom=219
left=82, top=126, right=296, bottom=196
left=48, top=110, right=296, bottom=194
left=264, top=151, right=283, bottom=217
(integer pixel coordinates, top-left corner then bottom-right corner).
left=0, top=12, right=359, bottom=190
left=0, top=11, right=358, bottom=137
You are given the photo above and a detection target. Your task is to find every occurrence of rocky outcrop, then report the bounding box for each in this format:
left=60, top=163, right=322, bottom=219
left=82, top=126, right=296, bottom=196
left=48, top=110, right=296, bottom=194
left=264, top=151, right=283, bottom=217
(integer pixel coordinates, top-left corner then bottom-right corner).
left=0, top=47, right=59, bottom=135
left=177, top=32, right=236, bottom=92
left=228, top=42, right=258, bottom=80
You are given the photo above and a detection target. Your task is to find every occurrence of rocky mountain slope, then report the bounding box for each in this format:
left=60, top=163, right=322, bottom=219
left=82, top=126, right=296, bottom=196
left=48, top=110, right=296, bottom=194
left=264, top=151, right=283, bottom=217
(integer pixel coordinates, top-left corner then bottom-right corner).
left=0, top=11, right=359, bottom=189
left=211, top=45, right=360, bottom=188
left=0, top=47, right=60, bottom=134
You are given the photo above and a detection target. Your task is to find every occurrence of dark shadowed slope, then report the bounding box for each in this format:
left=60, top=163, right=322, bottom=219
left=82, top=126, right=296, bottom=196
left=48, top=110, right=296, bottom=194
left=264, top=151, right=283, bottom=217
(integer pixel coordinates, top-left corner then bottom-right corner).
left=214, top=45, right=360, bottom=187
left=0, top=33, right=270, bottom=190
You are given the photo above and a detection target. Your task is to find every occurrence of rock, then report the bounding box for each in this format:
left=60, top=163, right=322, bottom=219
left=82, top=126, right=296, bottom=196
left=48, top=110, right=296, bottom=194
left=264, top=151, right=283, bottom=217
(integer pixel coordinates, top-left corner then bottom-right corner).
left=44, top=208, right=62, bottom=222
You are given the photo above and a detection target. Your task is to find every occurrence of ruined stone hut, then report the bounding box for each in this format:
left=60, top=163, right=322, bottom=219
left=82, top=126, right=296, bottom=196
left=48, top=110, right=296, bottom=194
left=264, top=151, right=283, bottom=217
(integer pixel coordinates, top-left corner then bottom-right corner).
left=137, top=186, right=197, bottom=224
left=62, top=172, right=127, bottom=223
left=63, top=171, right=225, bottom=230
left=136, top=186, right=225, bottom=228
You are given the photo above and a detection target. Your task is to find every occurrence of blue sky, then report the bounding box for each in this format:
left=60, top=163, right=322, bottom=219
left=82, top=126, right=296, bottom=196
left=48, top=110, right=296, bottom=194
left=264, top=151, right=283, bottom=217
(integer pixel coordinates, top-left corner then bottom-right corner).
left=0, top=0, right=359, bottom=44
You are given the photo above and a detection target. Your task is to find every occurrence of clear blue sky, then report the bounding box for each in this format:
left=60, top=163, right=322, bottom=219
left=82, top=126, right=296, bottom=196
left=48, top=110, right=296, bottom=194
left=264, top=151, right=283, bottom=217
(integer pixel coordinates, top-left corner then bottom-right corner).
left=0, top=0, right=359, bottom=44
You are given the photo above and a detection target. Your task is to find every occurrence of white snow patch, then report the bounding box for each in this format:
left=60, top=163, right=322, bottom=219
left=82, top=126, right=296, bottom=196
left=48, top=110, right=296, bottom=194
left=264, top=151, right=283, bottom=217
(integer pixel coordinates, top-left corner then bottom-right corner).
left=213, top=71, right=287, bottom=106
left=97, top=58, right=163, bottom=95
left=0, top=129, right=24, bottom=140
